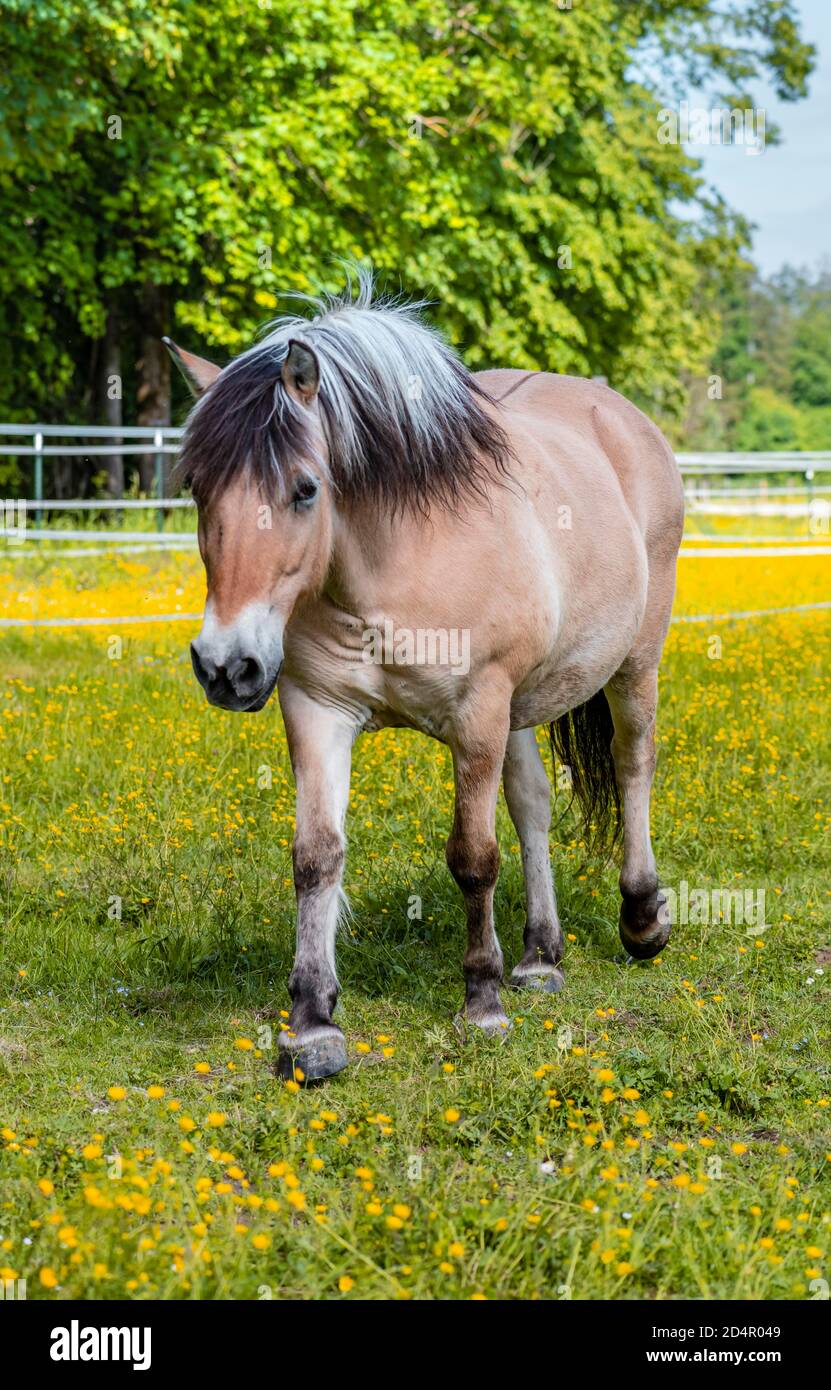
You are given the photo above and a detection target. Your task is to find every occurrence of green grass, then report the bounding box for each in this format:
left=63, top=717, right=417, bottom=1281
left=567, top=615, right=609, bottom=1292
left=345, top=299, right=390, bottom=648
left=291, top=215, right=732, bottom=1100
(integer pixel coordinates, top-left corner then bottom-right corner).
left=0, top=559, right=829, bottom=1300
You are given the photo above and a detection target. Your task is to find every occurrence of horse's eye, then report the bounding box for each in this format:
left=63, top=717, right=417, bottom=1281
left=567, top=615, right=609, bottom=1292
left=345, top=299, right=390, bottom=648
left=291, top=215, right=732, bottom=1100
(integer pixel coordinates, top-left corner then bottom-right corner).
left=292, top=477, right=319, bottom=510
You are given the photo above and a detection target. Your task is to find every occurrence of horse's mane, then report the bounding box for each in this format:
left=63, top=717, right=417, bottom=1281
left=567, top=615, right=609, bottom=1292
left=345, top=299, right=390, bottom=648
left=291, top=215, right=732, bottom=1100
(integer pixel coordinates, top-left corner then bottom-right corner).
left=177, top=267, right=512, bottom=513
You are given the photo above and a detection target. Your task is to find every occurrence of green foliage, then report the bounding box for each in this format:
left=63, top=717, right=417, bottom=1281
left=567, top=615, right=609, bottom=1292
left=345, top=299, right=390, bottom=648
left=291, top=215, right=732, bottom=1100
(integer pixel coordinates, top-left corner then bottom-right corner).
left=683, top=266, right=831, bottom=450
left=0, top=0, right=816, bottom=451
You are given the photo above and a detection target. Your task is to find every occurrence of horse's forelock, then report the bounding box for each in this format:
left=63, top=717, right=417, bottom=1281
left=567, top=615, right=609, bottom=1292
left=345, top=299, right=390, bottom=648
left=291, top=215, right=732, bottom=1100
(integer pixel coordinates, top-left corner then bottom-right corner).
left=178, top=277, right=513, bottom=513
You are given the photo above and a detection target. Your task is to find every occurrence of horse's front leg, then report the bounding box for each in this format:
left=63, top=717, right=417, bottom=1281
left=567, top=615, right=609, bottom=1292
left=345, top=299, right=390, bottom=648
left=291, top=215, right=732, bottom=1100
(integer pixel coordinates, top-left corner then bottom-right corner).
left=446, top=688, right=511, bottom=1036
left=277, top=681, right=355, bottom=1082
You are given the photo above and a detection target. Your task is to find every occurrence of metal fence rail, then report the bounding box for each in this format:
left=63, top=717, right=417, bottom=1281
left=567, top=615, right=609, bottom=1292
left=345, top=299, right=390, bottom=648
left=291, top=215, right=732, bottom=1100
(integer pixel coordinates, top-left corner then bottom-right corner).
left=2, top=425, right=831, bottom=533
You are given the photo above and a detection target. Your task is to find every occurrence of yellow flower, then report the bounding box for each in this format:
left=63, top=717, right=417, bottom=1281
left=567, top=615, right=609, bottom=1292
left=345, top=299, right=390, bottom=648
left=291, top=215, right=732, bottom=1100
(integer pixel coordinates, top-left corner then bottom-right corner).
left=633, top=1110, right=650, bottom=1127
left=234, top=1038, right=254, bottom=1050
left=194, top=1062, right=211, bottom=1074
left=251, top=1233, right=271, bottom=1250
left=393, top=1204, right=411, bottom=1219
left=146, top=1085, right=165, bottom=1099
left=39, top=1267, right=58, bottom=1289
left=37, top=1178, right=54, bottom=1196
left=595, top=1069, right=615, bottom=1083
left=448, top=1241, right=465, bottom=1258
left=286, top=1190, right=306, bottom=1210
left=616, top=1262, right=634, bottom=1276
left=179, top=1116, right=196, bottom=1133
left=82, top=1143, right=102, bottom=1160
left=444, top=1108, right=460, bottom=1123
left=338, top=1275, right=354, bottom=1292
left=107, top=1086, right=126, bottom=1101
left=206, top=1112, right=226, bottom=1128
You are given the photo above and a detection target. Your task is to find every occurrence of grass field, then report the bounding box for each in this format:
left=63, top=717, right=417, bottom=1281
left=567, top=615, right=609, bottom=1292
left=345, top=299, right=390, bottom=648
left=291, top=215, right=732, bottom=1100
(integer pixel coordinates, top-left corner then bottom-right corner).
left=0, top=529, right=829, bottom=1301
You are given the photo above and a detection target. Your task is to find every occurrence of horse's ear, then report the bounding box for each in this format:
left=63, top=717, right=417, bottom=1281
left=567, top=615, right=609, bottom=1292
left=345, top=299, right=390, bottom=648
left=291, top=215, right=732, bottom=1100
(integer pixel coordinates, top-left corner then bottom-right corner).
left=163, top=338, right=221, bottom=397
left=282, top=339, right=320, bottom=406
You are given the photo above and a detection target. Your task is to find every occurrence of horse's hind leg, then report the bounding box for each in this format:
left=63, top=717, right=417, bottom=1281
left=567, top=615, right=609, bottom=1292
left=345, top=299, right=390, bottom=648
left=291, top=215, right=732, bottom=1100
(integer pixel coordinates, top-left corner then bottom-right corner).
left=605, top=664, right=669, bottom=959
left=502, top=729, right=565, bottom=993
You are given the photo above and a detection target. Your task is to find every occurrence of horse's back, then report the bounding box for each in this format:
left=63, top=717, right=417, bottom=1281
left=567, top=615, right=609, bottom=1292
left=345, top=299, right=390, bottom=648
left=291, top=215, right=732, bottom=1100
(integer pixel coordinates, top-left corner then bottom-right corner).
left=477, top=369, right=684, bottom=559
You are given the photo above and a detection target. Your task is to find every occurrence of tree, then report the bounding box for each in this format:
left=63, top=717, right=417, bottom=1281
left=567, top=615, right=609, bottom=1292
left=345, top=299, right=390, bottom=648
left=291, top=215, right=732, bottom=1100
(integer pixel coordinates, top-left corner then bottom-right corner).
left=0, top=1, right=816, bottom=493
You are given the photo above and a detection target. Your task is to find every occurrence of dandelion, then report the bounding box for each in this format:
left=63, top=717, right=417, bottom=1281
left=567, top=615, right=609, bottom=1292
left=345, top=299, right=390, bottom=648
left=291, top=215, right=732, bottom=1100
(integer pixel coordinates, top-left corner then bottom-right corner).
left=338, top=1275, right=354, bottom=1292
left=206, top=1112, right=226, bottom=1128
left=39, top=1267, right=58, bottom=1289
left=107, top=1086, right=126, bottom=1101
left=444, top=1108, right=460, bottom=1123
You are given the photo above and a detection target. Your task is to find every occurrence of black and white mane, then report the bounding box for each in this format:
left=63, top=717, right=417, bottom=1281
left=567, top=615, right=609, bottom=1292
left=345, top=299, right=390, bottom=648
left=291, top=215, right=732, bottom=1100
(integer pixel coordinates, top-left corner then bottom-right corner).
left=178, top=270, right=512, bottom=512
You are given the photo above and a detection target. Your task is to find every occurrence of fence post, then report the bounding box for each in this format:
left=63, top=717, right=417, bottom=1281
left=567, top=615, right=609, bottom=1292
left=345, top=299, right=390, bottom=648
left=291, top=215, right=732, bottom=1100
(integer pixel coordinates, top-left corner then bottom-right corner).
left=154, top=430, right=164, bottom=533
left=34, top=430, right=43, bottom=525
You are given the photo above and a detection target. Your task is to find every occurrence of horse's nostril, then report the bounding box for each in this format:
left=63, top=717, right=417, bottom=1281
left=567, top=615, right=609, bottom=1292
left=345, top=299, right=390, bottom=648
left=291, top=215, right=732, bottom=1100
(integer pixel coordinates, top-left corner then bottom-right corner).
left=228, top=655, right=265, bottom=697
left=190, top=642, right=213, bottom=687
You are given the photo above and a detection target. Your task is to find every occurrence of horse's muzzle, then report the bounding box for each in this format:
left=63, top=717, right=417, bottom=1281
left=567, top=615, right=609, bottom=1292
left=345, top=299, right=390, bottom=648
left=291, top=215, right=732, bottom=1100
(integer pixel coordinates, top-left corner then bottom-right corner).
left=190, top=642, right=280, bottom=712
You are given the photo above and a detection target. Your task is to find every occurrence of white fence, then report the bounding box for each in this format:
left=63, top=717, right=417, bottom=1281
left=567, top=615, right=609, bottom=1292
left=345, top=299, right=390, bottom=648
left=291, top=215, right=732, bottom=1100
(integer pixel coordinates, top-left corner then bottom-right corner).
left=1, top=425, right=831, bottom=541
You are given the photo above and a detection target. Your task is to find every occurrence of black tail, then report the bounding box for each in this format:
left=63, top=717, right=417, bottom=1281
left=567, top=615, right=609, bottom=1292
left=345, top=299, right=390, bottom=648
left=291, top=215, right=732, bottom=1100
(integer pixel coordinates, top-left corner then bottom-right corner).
left=548, top=690, right=620, bottom=853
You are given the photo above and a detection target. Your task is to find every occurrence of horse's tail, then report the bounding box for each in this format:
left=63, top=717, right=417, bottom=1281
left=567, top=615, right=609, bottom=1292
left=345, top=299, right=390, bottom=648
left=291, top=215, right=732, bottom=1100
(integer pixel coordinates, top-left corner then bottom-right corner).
left=548, top=690, right=620, bottom=852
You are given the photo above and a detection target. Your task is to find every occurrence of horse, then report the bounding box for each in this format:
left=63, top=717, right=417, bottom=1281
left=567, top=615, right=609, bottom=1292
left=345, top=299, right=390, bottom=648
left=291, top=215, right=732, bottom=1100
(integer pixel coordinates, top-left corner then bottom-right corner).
left=165, top=273, right=684, bottom=1083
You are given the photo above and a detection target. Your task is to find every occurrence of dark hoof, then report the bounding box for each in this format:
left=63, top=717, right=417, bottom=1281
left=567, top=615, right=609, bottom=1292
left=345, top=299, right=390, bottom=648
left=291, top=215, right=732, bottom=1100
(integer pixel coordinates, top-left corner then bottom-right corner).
left=276, top=1030, right=348, bottom=1084
left=510, top=965, right=565, bottom=994
left=619, top=884, right=670, bottom=960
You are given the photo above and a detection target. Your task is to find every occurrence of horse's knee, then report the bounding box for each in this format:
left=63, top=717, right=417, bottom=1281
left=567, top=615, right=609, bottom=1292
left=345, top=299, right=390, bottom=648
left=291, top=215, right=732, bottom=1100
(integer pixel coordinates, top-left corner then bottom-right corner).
left=446, top=834, right=500, bottom=896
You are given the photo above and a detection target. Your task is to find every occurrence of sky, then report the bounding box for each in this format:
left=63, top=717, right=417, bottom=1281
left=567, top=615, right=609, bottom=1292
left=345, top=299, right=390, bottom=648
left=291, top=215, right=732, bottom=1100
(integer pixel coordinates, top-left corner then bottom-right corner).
left=684, top=0, right=830, bottom=275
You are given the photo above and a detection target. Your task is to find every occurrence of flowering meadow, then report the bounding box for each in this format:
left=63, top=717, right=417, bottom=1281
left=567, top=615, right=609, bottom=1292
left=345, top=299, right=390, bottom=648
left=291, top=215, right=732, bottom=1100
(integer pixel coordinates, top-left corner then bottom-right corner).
left=0, top=529, right=829, bottom=1300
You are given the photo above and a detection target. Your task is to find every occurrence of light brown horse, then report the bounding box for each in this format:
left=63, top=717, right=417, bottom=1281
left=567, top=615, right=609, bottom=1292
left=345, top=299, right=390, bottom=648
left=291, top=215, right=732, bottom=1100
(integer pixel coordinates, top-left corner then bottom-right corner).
left=166, top=276, right=684, bottom=1081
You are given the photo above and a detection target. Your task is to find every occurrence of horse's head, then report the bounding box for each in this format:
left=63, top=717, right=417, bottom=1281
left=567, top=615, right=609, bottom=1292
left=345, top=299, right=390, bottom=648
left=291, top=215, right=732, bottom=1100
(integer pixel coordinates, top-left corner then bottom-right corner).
left=166, top=337, right=333, bottom=712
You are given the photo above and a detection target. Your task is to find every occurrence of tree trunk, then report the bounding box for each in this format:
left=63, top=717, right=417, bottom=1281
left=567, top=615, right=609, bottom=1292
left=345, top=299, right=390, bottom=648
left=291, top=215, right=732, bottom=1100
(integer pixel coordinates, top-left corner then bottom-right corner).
left=136, top=283, right=171, bottom=494
left=98, top=299, right=123, bottom=497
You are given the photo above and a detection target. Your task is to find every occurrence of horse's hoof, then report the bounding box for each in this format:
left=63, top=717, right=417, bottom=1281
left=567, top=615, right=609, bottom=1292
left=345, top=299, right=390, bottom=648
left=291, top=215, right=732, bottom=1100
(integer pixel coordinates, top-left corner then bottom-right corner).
left=619, top=884, right=670, bottom=960
left=276, top=1029, right=348, bottom=1084
left=456, top=1010, right=512, bottom=1040
left=510, top=965, right=565, bottom=994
